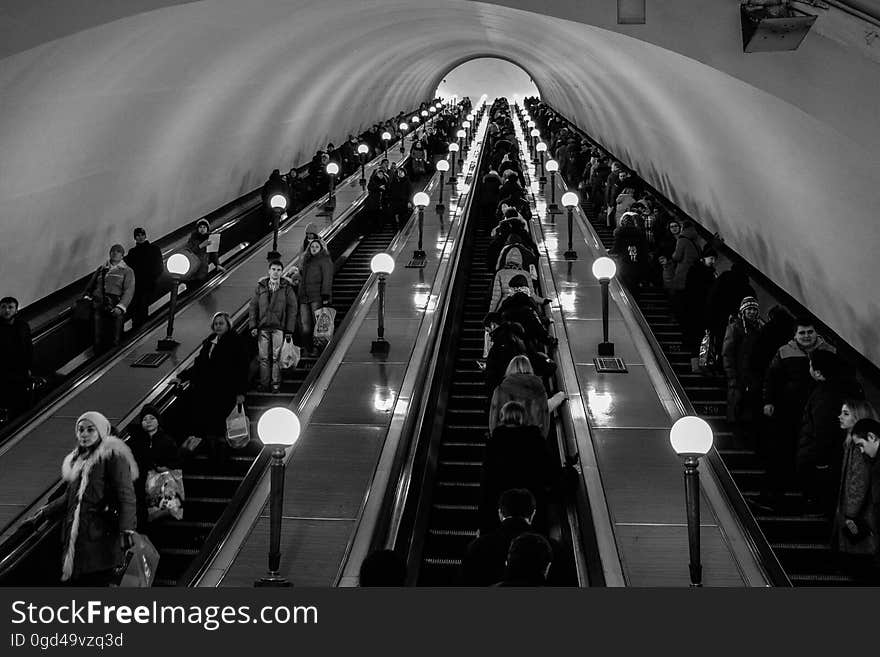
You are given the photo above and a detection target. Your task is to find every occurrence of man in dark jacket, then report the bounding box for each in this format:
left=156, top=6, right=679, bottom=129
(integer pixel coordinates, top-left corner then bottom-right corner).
left=705, top=261, right=755, bottom=357
left=124, top=228, right=164, bottom=328
left=759, top=318, right=836, bottom=509
left=0, top=296, right=33, bottom=419
left=460, top=488, right=537, bottom=586
left=683, top=246, right=719, bottom=352
left=248, top=260, right=298, bottom=392
left=496, top=532, right=553, bottom=586
left=797, top=350, right=862, bottom=515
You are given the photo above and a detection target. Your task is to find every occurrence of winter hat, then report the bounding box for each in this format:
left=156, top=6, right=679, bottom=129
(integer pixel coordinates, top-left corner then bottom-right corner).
left=701, top=246, right=718, bottom=259
left=304, top=222, right=319, bottom=238
left=109, top=244, right=125, bottom=257
left=75, top=411, right=112, bottom=441
left=739, top=296, right=759, bottom=314
left=196, top=218, right=210, bottom=231
left=139, top=404, right=162, bottom=423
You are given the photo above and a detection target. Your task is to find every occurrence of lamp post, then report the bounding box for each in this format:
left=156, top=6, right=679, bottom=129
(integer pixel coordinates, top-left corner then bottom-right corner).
left=562, top=192, right=579, bottom=261
left=157, top=253, right=192, bottom=350
left=669, top=416, right=714, bottom=587
left=447, top=144, right=459, bottom=182
left=370, top=253, right=395, bottom=356
left=546, top=159, right=559, bottom=212
left=398, top=122, right=408, bottom=155
left=435, top=159, right=449, bottom=212
left=462, top=121, right=471, bottom=148
left=455, top=130, right=465, bottom=166
left=591, top=256, right=617, bottom=357
left=325, top=162, right=339, bottom=209
left=412, top=192, right=429, bottom=260
left=530, top=128, right=540, bottom=165
left=410, top=115, right=420, bottom=142
left=267, top=192, right=287, bottom=259
left=254, top=407, right=301, bottom=587
left=381, top=131, right=392, bottom=159
left=357, top=144, right=369, bottom=188
left=536, top=142, right=547, bottom=186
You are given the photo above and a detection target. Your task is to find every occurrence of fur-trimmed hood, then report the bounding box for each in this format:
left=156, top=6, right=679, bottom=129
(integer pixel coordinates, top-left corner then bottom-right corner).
left=62, top=436, right=139, bottom=484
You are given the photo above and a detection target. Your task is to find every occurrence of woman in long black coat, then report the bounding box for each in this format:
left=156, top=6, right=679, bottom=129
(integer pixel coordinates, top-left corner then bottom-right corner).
left=479, top=401, right=555, bottom=533
left=174, top=311, right=248, bottom=459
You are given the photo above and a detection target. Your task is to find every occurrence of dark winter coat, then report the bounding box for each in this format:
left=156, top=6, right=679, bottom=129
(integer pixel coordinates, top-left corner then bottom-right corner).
left=0, top=317, right=33, bottom=379
left=185, top=230, right=218, bottom=281
left=460, top=517, right=532, bottom=586
left=489, top=373, right=550, bottom=438
left=722, top=316, right=764, bottom=422
left=499, top=293, right=551, bottom=352
left=798, top=378, right=863, bottom=471
left=43, top=437, right=138, bottom=581
left=128, top=427, right=182, bottom=475
left=180, top=331, right=249, bottom=437
left=365, top=170, right=388, bottom=212
left=124, top=241, right=164, bottom=294
left=670, top=225, right=701, bottom=291
left=611, top=224, right=648, bottom=287
left=299, top=245, right=334, bottom=304
left=833, top=439, right=878, bottom=555
left=248, top=276, right=298, bottom=333
left=480, top=424, right=554, bottom=532
left=763, top=338, right=836, bottom=415
left=705, top=267, right=755, bottom=337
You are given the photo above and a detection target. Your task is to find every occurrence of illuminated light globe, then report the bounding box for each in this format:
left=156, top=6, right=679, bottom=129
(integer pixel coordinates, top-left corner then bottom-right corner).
left=326, top=162, right=339, bottom=176
left=381, top=131, right=392, bottom=141
left=466, top=113, right=474, bottom=122
left=591, top=256, right=617, bottom=281
left=421, top=110, right=428, bottom=117
left=411, top=116, right=420, bottom=124
left=167, top=253, right=191, bottom=276
left=399, top=122, right=408, bottom=132
left=456, top=129, right=466, bottom=139
left=669, top=416, right=714, bottom=457
left=357, top=144, right=369, bottom=155
left=530, top=128, right=540, bottom=138
left=412, top=192, right=430, bottom=208
left=429, top=106, right=437, bottom=113
left=257, top=407, right=301, bottom=447
left=269, top=194, right=288, bottom=210
left=561, top=191, right=579, bottom=208
left=462, top=120, right=470, bottom=129
left=545, top=159, right=559, bottom=173
left=370, top=253, right=395, bottom=275
left=448, top=143, right=459, bottom=153
left=536, top=142, right=547, bottom=153
left=436, top=159, right=449, bottom=172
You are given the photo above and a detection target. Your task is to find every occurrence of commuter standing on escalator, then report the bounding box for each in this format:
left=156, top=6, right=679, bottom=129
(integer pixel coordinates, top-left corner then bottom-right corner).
left=249, top=260, right=298, bottom=392
left=298, top=238, right=333, bottom=355
left=82, top=244, right=135, bottom=353
left=124, top=227, right=163, bottom=329
left=33, top=412, right=137, bottom=585
left=128, top=404, right=182, bottom=530
left=388, top=167, right=412, bottom=229
left=171, top=312, right=248, bottom=462
left=185, top=219, right=224, bottom=287
left=0, top=296, right=33, bottom=421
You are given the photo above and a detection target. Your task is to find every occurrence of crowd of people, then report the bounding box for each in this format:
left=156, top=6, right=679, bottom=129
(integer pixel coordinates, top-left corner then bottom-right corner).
left=525, top=97, right=880, bottom=582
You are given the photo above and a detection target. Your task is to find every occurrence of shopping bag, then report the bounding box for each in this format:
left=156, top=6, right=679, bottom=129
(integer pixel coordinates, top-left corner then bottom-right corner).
left=225, top=403, right=250, bottom=449
left=145, top=469, right=185, bottom=521
left=313, top=307, right=337, bottom=347
left=696, top=330, right=717, bottom=371
left=114, top=533, right=159, bottom=587
left=280, top=337, right=301, bottom=369
left=180, top=435, right=203, bottom=453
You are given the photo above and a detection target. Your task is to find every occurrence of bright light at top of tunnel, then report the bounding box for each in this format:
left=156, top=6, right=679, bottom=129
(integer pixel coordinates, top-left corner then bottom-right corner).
left=436, top=57, right=540, bottom=104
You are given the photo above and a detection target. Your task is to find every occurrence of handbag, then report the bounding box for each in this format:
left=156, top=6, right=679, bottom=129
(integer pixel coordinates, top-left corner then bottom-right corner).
left=313, top=307, right=337, bottom=347
left=696, top=330, right=717, bottom=371
left=113, top=533, right=159, bottom=587
left=279, top=337, right=301, bottom=369
left=225, top=403, right=250, bottom=449
left=73, top=298, right=94, bottom=322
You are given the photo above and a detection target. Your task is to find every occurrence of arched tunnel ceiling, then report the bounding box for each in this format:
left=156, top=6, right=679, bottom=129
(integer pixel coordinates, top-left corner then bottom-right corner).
left=1, top=0, right=879, bottom=364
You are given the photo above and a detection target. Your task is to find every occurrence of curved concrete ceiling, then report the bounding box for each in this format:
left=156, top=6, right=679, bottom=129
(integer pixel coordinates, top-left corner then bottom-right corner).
left=1, top=0, right=879, bottom=364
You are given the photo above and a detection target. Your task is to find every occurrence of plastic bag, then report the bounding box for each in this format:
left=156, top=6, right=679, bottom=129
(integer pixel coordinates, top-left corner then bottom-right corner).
left=226, top=403, right=250, bottom=449
left=697, top=330, right=717, bottom=371
left=280, top=337, right=301, bottom=369
left=145, top=469, right=185, bottom=521
left=313, top=307, right=337, bottom=348
left=114, top=533, right=159, bottom=587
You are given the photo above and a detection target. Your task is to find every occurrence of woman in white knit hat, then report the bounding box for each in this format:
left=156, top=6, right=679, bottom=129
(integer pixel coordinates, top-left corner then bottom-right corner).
left=34, top=412, right=138, bottom=585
